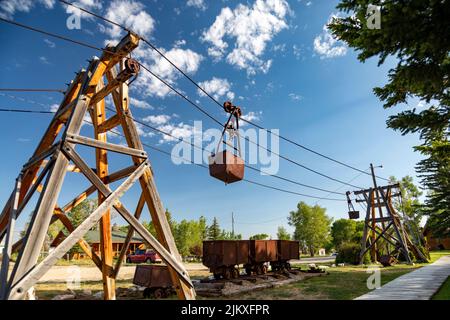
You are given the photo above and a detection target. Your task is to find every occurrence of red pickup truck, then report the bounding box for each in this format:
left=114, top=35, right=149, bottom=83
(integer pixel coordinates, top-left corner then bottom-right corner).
left=126, top=249, right=162, bottom=264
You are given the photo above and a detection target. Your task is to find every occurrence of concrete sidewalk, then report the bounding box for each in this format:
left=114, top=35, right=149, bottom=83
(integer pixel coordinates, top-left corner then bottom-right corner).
left=355, top=255, right=450, bottom=300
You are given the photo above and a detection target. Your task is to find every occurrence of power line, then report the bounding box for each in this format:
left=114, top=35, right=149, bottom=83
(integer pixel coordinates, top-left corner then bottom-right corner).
left=54, top=0, right=389, bottom=183
left=57, top=0, right=225, bottom=109
left=314, top=169, right=369, bottom=205
left=0, top=17, right=105, bottom=52
left=136, top=63, right=222, bottom=126
left=234, top=216, right=289, bottom=225
left=58, top=0, right=127, bottom=32
left=106, top=106, right=346, bottom=198
left=0, top=107, right=345, bottom=202
left=0, top=18, right=363, bottom=189
left=0, top=92, right=53, bottom=109
left=0, top=108, right=53, bottom=114
left=241, top=118, right=389, bottom=182
left=0, top=88, right=65, bottom=93
left=54, top=1, right=389, bottom=182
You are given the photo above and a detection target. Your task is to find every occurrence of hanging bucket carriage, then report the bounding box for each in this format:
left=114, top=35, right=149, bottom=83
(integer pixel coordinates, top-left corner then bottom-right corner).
left=346, top=191, right=360, bottom=219
left=208, top=101, right=244, bottom=184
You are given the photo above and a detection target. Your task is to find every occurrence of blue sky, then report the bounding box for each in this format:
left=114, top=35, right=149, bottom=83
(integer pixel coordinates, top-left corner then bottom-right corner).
left=0, top=0, right=425, bottom=240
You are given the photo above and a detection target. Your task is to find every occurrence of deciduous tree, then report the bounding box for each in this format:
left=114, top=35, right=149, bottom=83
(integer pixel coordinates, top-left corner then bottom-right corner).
left=249, top=233, right=269, bottom=240
left=288, top=202, right=332, bottom=256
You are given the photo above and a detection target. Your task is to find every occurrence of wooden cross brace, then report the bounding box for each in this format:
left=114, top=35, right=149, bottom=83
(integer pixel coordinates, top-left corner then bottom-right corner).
left=0, top=32, right=195, bottom=300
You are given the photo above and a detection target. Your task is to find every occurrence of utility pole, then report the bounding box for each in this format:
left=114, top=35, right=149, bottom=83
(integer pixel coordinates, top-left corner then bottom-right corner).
left=370, top=163, right=379, bottom=189
left=231, top=212, right=235, bottom=237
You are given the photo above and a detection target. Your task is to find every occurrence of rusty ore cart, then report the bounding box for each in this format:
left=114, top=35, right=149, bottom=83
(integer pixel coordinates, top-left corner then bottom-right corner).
left=271, top=240, right=300, bottom=271
left=202, top=240, right=300, bottom=278
left=244, top=240, right=278, bottom=275
left=133, top=265, right=174, bottom=299
left=203, top=240, right=249, bottom=279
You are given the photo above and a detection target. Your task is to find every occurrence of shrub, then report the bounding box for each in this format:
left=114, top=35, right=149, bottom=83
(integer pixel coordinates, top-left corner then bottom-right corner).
left=336, top=242, right=370, bottom=265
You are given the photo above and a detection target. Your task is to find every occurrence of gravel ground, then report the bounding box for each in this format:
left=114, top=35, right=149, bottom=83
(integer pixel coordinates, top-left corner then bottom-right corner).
left=36, top=263, right=208, bottom=283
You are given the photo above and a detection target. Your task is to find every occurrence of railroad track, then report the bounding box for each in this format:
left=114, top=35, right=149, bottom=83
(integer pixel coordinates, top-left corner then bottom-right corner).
left=194, top=269, right=325, bottom=297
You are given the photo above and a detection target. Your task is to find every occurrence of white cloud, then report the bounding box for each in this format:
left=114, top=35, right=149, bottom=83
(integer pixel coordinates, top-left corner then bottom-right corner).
left=241, top=111, right=262, bottom=125
left=130, top=97, right=153, bottom=110
left=158, top=123, right=196, bottom=143
left=64, top=0, right=102, bottom=19
left=313, top=14, right=347, bottom=59
left=288, top=93, right=302, bottom=101
left=99, top=1, right=202, bottom=99
left=292, top=44, right=303, bottom=59
left=198, top=77, right=235, bottom=101
left=201, top=0, right=290, bottom=75
left=39, top=56, right=50, bottom=64
left=102, top=0, right=154, bottom=39
left=49, top=104, right=59, bottom=112
left=272, top=43, right=286, bottom=53
left=134, top=46, right=203, bottom=98
left=44, top=39, right=56, bottom=48
left=143, top=114, right=171, bottom=125
left=187, top=0, right=206, bottom=11
left=174, top=39, right=187, bottom=48
left=135, top=122, right=155, bottom=138
left=0, top=0, right=55, bottom=18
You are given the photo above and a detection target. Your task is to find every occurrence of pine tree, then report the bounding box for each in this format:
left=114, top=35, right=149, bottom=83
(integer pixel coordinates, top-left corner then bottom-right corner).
left=329, top=0, right=450, bottom=236
left=277, top=226, right=291, bottom=240
left=207, top=217, right=221, bottom=240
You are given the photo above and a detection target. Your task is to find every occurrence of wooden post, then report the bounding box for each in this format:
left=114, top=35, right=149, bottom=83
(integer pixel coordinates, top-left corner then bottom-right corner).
left=107, top=61, right=195, bottom=299
left=370, top=190, right=377, bottom=262
left=93, top=78, right=116, bottom=300
left=0, top=33, right=195, bottom=300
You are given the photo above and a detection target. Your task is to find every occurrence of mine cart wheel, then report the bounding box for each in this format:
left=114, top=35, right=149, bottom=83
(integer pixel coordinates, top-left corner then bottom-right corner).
left=285, top=262, right=291, bottom=270
left=271, top=263, right=278, bottom=272
left=164, top=287, right=174, bottom=298
left=245, top=265, right=252, bottom=276
left=231, top=268, right=240, bottom=279
left=255, top=264, right=264, bottom=275
left=143, top=288, right=152, bottom=299
left=153, top=288, right=164, bottom=299
left=223, top=268, right=232, bottom=280
left=262, top=264, right=268, bottom=274
left=213, top=272, right=221, bottom=280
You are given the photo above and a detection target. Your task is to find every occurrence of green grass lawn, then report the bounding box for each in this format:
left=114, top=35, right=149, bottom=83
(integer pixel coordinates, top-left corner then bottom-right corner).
left=34, top=250, right=450, bottom=300
left=229, top=265, right=418, bottom=300
left=428, top=250, right=450, bottom=263
left=233, top=250, right=450, bottom=300
left=432, top=276, right=450, bottom=300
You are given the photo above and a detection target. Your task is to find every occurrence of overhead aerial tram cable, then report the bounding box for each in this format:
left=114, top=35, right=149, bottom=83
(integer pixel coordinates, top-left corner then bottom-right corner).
left=55, top=0, right=389, bottom=183
left=0, top=16, right=365, bottom=189
left=0, top=100, right=346, bottom=195
left=0, top=107, right=346, bottom=202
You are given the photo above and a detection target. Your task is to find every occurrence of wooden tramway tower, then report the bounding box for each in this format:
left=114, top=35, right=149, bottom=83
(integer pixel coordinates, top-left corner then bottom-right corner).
left=0, top=33, right=195, bottom=300
left=347, top=164, right=427, bottom=265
